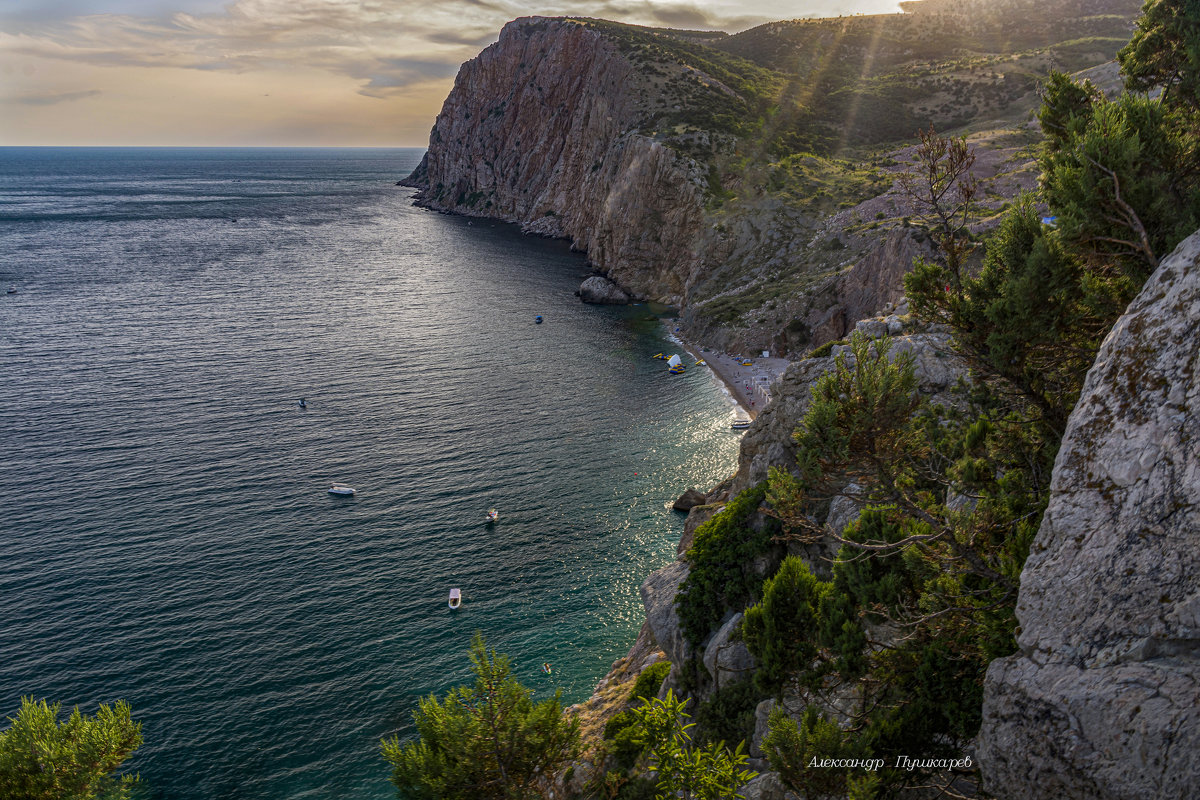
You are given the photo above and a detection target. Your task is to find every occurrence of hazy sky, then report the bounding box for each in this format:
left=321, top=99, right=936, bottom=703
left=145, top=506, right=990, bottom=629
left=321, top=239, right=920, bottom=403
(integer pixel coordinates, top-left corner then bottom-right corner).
left=0, top=0, right=902, bottom=146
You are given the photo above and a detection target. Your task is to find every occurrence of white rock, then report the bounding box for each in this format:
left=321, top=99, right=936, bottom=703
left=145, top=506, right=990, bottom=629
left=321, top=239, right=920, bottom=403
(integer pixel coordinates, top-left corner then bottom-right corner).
left=979, top=229, right=1200, bottom=800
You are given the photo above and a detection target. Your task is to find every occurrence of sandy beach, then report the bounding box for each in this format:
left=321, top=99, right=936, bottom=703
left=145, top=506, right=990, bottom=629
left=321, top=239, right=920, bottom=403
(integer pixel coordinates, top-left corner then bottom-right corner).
left=670, top=335, right=791, bottom=420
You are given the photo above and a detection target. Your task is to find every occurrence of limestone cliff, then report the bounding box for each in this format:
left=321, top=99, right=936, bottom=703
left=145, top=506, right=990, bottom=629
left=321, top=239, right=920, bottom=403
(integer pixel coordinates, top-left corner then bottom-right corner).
left=403, top=6, right=1138, bottom=354
left=403, top=17, right=709, bottom=305
left=978, top=231, right=1200, bottom=799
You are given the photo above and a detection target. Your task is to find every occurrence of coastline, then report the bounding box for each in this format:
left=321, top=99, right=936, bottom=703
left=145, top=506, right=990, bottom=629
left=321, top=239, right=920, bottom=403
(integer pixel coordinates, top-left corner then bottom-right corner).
left=671, top=331, right=790, bottom=421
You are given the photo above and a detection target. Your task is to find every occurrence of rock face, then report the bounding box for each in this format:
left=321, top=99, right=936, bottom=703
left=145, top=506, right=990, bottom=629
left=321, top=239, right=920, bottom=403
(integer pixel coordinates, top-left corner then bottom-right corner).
left=671, top=487, right=707, bottom=512
left=578, top=276, right=629, bottom=304
left=403, top=17, right=706, bottom=305
left=640, top=561, right=690, bottom=666
left=979, top=230, right=1200, bottom=799
left=702, top=612, right=756, bottom=689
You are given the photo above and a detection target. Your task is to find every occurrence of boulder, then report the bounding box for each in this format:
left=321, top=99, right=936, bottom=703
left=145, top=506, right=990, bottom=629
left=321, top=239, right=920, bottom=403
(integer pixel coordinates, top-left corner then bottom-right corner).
left=678, top=502, right=722, bottom=556
left=578, top=275, right=630, bottom=304
left=738, top=772, right=792, bottom=800
left=701, top=612, right=757, bottom=688
left=978, top=230, right=1200, bottom=800
left=854, top=318, right=888, bottom=339
left=826, top=483, right=864, bottom=536
left=672, top=487, right=707, bottom=512
left=750, top=698, right=775, bottom=758
left=640, top=561, right=690, bottom=665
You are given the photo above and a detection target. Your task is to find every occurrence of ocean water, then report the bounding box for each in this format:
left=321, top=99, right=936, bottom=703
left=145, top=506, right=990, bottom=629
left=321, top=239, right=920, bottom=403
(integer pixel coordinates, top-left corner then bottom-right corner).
left=0, top=148, right=741, bottom=799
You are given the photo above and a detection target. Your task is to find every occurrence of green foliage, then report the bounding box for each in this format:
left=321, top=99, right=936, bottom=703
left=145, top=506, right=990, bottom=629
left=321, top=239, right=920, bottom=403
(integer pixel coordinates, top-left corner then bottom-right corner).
left=1039, top=88, right=1200, bottom=284
left=380, top=634, right=581, bottom=800
left=906, top=196, right=1113, bottom=432
left=0, top=697, right=142, bottom=800
left=630, top=661, right=672, bottom=703
left=604, top=710, right=640, bottom=742
left=761, top=706, right=859, bottom=800
left=631, top=690, right=756, bottom=800
left=741, top=558, right=831, bottom=692
left=793, top=333, right=921, bottom=491
left=1118, top=0, right=1200, bottom=108
left=676, top=484, right=778, bottom=647
left=605, top=714, right=647, bottom=772
left=692, top=679, right=760, bottom=751
left=760, top=309, right=1052, bottom=790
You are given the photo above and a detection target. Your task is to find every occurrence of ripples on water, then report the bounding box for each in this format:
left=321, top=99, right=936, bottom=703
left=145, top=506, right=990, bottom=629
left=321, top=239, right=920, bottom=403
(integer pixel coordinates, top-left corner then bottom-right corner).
left=0, top=147, right=741, bottom=799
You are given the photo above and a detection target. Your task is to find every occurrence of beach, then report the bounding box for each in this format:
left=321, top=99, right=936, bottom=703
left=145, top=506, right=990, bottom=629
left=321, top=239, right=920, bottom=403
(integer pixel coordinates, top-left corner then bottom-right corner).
left=673, top=336, right=791, bottom=420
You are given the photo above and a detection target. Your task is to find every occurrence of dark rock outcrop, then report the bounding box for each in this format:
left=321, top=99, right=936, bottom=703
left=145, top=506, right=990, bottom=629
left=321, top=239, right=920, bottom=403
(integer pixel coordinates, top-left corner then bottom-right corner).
left=979, top=230, right=1200, bottom=800
left=671, top=487, right=707, bottom=512
left=578, top=276, right=630, bottom=304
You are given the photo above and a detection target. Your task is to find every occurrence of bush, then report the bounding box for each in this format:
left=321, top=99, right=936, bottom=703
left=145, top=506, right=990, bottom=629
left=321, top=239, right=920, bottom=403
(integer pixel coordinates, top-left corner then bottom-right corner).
left=693, top=678, right=762, bottom=749
left=742, top=556, right=831, bottom=692
left=676, top=483, right=779, bottom=647
left=630, top=661, right=672, bottom=702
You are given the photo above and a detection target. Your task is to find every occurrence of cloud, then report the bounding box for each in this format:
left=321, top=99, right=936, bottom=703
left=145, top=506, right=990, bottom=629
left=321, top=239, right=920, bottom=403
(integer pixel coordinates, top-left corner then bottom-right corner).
left=0, top=0, right=790, bottom=98
left=6, top=88, right=101, bottom=105
left=1, top=0, right=495, bottom=90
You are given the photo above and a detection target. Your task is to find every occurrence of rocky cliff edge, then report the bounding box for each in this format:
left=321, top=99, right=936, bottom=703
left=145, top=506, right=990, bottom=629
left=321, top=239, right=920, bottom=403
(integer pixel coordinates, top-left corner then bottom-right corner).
left=979, top=230, right=1200, bottom=799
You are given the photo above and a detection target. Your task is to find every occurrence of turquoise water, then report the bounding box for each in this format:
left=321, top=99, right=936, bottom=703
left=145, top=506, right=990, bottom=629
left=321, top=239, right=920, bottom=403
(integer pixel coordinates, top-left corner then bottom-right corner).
left=0, top=148, right=741, bottom=799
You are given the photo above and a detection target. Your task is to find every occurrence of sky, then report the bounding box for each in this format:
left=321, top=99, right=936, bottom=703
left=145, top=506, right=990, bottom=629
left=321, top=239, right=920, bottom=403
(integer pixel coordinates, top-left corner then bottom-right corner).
left=0, top=0, right=903, bottom=147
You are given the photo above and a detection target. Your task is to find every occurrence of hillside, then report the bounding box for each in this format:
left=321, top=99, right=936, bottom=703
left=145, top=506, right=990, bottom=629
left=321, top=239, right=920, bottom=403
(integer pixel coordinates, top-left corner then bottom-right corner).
left=403, top=0, right=1141, bottom=356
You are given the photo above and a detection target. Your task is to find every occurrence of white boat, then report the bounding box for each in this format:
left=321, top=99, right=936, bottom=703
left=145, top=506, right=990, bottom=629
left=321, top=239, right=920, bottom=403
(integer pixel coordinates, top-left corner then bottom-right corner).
left=486, top=508, right=499, bottom=523
left=448, top=588, right=462, bottom=610
left=731, top=413, right=752, bottom=430
left=328, top=484, right=356, bottom=496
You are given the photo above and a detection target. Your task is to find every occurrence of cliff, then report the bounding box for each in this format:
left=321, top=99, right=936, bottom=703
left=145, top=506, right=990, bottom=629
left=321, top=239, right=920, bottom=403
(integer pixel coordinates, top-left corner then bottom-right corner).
left=403, top=4, right=1139, bottom=354
left=977, top=231, right=1200, bottom=798
left=403, top=17, right=717, bottom=305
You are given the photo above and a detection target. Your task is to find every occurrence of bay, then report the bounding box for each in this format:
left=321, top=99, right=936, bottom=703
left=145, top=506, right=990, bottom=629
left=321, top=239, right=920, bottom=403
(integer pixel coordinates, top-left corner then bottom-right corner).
left=0, top=147, right=740, bottom=799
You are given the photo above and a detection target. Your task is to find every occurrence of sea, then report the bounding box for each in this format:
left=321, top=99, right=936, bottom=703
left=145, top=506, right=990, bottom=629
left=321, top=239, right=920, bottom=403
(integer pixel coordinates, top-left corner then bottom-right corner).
left=0, top=147, right=742, bottom=799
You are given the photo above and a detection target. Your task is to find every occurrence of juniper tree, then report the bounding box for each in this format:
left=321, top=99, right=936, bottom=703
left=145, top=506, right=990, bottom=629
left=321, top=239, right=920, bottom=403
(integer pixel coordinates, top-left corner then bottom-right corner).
left=0, top=697, right=142, bottom=800
left=381, top=634, right=580, bottom=800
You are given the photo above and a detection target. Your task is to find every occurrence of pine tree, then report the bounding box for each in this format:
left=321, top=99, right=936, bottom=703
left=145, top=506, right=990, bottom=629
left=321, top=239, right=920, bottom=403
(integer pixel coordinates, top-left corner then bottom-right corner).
left=0, top=697, right=142, bottom=800
left=381, top=634, right=581, bottom=800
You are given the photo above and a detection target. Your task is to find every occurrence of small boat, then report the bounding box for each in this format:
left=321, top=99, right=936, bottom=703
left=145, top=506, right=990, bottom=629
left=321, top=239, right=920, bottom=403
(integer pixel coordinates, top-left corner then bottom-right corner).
left=297, top=398, right=307, bottom=408
left=739, top=359, right=753, bottom=366
left=535, top=315, right=543, bottom=324
left=448, top=588, right=461, bottom=610
left=5, top=287, right=15, bottom=295
left=731, top=414, right=752, bottom=430
left=486, top=508, right=499, bottom=523
left=541, top=662, right=553, bottom=675
left=329, top=484, right=356, bottom=496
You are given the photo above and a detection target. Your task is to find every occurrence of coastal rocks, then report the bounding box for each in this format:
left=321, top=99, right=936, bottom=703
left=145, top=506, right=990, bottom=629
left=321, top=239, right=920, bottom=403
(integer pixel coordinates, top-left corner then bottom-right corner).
left=701, top=612, right=756, bottom=689
left=578, top=275, right=629, bottom=304
left=978, top=230, right=1200, bottom=800
left=404, top=17, right=707, bottom=305
left=750, top=699, right=775, bottom=758
left=640, top=561, right=690, bottom=666
left=672, top=487, right=707, bottom=512
left=678, top=501, right=722, bottom=556
left=826, top=483, right=865, bottom=536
